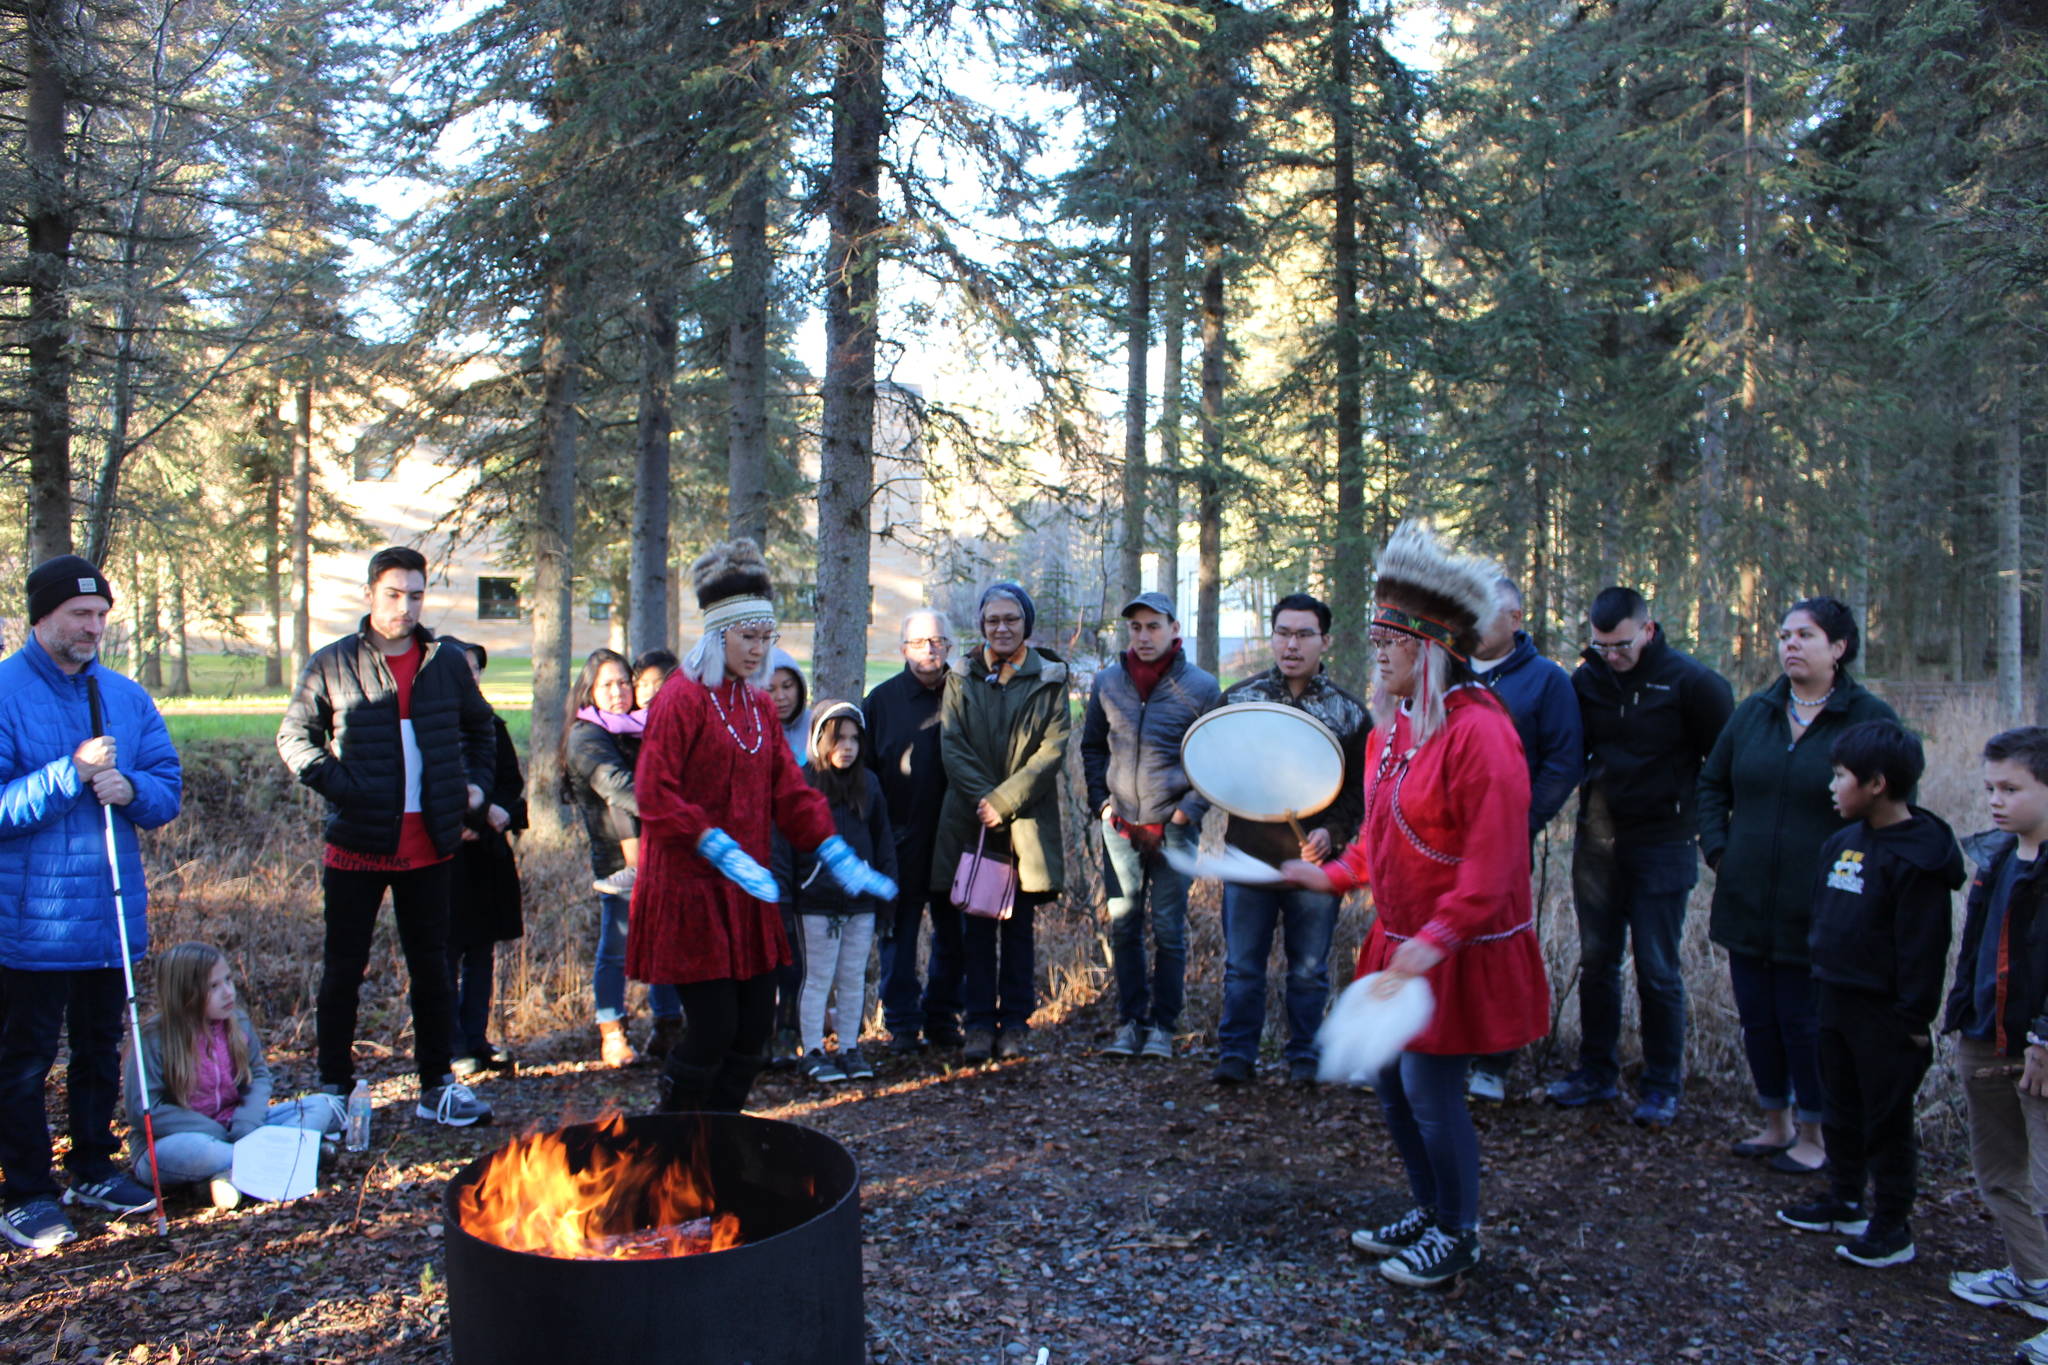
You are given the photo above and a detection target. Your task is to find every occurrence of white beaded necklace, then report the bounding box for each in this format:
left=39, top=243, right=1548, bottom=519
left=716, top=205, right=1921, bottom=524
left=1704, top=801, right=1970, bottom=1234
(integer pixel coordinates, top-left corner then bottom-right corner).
left=708, top=676, right=766, bottom=754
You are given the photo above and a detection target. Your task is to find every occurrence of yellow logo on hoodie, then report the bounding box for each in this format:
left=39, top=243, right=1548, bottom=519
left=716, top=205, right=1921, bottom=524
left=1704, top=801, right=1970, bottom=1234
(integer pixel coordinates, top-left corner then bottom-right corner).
left=1826, top=848, right=1866, bottom=894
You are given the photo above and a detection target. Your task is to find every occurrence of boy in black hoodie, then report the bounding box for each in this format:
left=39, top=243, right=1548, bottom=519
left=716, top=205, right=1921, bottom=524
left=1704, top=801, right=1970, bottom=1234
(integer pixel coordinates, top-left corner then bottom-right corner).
left=1775, top=720, right=1964, bottom=1269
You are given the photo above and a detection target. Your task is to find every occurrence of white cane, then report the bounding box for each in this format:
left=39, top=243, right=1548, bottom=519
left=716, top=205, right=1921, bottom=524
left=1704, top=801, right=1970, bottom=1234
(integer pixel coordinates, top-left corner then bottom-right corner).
left=86, top=675, right=169, bottom=1236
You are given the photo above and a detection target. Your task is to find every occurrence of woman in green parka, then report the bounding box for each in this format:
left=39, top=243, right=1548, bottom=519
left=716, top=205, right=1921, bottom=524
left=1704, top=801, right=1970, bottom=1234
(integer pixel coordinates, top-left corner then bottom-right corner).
left=1698, top=597, right=1897, bottom=1174
left=929, top=582, right=1071, bottom=1065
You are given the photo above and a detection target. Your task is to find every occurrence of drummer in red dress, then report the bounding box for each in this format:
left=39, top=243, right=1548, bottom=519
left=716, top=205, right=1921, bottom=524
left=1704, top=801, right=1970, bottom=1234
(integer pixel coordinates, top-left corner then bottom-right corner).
left=629, top=540, right=897, bottom=1114
left=1282, top=520, right=1550, bottom=1288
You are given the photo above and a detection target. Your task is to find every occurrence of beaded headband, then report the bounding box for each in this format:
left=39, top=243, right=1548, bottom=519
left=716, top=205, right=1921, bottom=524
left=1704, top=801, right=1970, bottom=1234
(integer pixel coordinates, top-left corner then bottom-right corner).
left=702, top=596, right=775, bottom=634
left=1373, top=604, right=1465, bottom=659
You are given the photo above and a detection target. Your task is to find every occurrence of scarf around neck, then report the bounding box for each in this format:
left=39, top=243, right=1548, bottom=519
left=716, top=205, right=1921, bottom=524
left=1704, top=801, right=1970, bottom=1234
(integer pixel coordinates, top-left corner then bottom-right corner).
left=1124, top=639, right=1181, bottom=701
left=577, top=705, right=646, bottom=736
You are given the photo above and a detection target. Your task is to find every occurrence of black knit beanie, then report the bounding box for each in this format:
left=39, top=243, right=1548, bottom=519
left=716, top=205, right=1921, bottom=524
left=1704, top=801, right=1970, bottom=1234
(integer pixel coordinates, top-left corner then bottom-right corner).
left=26, top=555, right=114, bottom=624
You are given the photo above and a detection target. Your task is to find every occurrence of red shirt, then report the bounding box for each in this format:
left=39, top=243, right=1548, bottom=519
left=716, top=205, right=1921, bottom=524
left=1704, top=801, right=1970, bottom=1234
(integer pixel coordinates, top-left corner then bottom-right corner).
left=324, top=640, right=450, bottom=872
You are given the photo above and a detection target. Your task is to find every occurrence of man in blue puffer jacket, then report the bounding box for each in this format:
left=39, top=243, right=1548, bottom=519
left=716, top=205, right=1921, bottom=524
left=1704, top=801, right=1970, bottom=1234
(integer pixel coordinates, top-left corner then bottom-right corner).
left=0, top=556, right=182, bottom=1251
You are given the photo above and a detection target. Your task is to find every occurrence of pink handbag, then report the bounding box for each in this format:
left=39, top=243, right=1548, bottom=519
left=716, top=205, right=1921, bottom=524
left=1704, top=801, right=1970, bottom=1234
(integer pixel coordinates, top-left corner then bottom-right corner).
left=952, top=828, right=1018, bottom=921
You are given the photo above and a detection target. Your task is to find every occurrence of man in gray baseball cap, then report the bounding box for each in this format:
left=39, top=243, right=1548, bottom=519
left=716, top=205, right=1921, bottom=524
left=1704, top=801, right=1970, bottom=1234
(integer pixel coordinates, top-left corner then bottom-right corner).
left=1080, top=592, right=1221, bottom=1059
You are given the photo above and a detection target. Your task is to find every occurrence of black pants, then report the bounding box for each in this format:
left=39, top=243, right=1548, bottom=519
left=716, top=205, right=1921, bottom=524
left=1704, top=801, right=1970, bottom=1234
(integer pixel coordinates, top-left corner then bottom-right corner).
left=665, top=973, right=777, bottom=1112
left=1818, top=982, right=1932, bottom=1225
left=318, top=861, right=456, bottom=1088
left=446, top=941, right=495, bottom=1059
left=0, top=967, right=125, bottom=1201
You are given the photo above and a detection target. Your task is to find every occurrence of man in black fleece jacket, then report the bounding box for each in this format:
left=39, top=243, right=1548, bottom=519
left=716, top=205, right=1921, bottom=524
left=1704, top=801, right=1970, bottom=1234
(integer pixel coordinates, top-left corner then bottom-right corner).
left=1777, top=721, right=1962, bottom=1270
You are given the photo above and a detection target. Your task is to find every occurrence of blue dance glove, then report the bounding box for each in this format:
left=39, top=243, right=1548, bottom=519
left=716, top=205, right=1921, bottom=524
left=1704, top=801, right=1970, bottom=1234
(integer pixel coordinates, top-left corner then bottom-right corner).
left=697, top=828, right=780, bottom=902
left=817, top=835, right=898, bottom=902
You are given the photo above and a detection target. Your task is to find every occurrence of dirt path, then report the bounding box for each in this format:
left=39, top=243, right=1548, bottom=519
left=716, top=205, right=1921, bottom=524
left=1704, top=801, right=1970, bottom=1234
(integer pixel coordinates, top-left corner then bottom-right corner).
left=0, top=1017, right=2016, bottom=1364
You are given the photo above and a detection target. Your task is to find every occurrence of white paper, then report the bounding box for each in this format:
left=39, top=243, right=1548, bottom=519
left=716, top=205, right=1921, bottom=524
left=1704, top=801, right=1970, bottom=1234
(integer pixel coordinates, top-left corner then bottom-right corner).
left=1316, top=972, right=1435, bottom=1084
left=1161, top=843, right=1289, bottom=886
left=231, top=1124, right=323, bottom=1202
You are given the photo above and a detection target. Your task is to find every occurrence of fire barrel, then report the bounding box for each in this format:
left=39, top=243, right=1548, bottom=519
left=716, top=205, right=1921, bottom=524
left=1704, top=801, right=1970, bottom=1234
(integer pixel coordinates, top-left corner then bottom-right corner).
left=442, top=1111, right=863, bottom=1364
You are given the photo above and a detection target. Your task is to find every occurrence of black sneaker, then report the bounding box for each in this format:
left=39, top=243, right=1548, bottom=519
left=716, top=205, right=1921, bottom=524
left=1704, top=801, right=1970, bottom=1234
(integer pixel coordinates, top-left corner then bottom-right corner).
left=962, top=1029, right=995, bottom=1064
left=1379, top=1226, right=1481, bottom=1287
left=1836, top=1219, right=1914, bottom=1268
left=1777, top=1195, right=1867, bottom=1235
left=838, top=1047, right=876, bottom=1080
left=1349, top=1206, right=1434, bottom=1256
left=0, top=1196, right=76, bottom=1251
left=1211, top=1055, right=1254, bottom=1086
left=64, top=1172, right=157, bottom=1215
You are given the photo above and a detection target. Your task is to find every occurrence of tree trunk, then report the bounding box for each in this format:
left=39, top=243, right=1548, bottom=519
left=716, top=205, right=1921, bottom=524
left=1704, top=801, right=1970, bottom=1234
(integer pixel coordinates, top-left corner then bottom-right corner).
left=528, top=271, right=581, bottom=837
left=1327, top=0, right=1368, bottom=691
left=1120, top=209, right=1152, bottom=606
left=1195, top=232, right=1225, bottom=679
left=1154, top=221, right=1184, bottom=600
left=137, top=552, right=162, bottom=689
left=1998, top=402, right=2024, bottom=725
left=632, top=285, right=676, bottom=657
left=166, top=562, right=190, bottom=697
left=290, top=382, right=313, bottom=677
left=24, top=0, right=77, bottom=563
left=726, top=172, right=772, bottom=547
left=265, top=461, right=283, bottom=688
left=815, top=0, right=885, bottom=706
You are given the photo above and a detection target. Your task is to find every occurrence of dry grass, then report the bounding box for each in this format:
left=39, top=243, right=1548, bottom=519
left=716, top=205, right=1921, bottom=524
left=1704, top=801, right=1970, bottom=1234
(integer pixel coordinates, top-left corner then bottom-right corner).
left=151, top=685, right=2005, bottom=1121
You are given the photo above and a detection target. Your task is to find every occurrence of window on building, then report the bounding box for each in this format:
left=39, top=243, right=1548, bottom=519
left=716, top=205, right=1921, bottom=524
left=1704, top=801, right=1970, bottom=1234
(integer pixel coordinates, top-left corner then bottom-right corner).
left=588, top=588, right=612, bottom=622
left=478, top=577, right=520, bottom=620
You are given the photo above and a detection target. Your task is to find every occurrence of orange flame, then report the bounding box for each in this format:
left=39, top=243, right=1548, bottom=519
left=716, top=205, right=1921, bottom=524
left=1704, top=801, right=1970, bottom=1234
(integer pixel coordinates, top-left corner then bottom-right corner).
left=455, top=1111, right=743, bottom=1260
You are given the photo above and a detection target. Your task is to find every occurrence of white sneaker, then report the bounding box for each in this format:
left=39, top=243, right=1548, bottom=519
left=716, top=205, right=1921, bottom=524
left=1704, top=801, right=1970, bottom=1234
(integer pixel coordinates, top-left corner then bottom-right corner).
left=1138, top=1027, right=1174, bottom=1060
left=1467, top=1068, right=1506, bottom=1102
left=1102, top=1021, right=1142, bottom=1057
left=417, top=1078, right=494, bottom=1127
left=592, top=866, right=637, bottom=897
left=1950, top=1265, right=2048, bottom=1321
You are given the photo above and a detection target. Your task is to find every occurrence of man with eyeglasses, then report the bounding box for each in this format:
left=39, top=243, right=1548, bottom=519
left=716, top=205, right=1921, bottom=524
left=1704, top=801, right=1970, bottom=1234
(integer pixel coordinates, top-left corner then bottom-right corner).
left=1083, top=591, right=1223, bottom=1061
left=1211, top=593, right=1370, bottom=1086
left=1466, top=574, right=1584, bottom=1103
left=1547, top=586, right=1732, bottom=1127
left=863, top=610, right=957, bottom=1052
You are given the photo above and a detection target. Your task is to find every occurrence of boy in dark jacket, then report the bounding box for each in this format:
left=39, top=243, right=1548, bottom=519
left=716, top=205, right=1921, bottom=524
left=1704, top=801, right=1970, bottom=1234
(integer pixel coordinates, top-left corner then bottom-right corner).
left=1776, top=721, right=1962, bottom=1269
left=1944, top=728, right=2048, bottom=1353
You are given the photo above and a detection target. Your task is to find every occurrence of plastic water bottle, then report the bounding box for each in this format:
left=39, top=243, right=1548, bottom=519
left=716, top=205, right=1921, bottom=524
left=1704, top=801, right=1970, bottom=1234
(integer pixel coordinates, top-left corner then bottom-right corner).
left=345, top=1080, right=371, bottom=1153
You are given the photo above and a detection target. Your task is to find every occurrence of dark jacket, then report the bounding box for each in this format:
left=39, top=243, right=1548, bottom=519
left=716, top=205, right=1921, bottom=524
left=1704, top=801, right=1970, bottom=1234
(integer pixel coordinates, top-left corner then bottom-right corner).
left=863, top=665, right=948, bottom=895
left=773, top=767, right=898, bottom=916
left=1574, top=633, right=1733, bottom=846
left=1807, top=808, right=1964, bottom=1027
left=1218, top=666, right=1371, bottom=865
left=1943, top=832, right=2048, bottom=1053
left=451, top=714, right=527, bottom=948
left=565, top=717, right=639, bottom=878
left=1697, top=673, right=1898, bottom=964
left=1079, top=648, right=1222, bottom=825
left=931, top=646, right=1071, bottom=895
left=276, top=620, right=495, bottom=856
left=1476, top=630, right=1585, bottom=832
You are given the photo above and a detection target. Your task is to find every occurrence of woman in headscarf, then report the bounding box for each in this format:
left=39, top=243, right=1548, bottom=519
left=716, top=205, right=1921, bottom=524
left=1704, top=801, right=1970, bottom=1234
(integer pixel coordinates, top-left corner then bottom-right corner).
left=929, top=581, right=1071, bottom=1062
left=1283, top=522, right=1550, bottom=1289
left=627, top=539, right=896, bottom=1113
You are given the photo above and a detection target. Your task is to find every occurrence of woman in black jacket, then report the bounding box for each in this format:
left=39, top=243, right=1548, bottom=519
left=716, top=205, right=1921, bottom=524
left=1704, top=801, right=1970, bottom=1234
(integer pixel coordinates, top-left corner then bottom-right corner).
left=562, top=649, right=683, bottom=1068
left=1698, top=597, right=1898, bottom=1173
left=446, top=642, right=527, bottom=1076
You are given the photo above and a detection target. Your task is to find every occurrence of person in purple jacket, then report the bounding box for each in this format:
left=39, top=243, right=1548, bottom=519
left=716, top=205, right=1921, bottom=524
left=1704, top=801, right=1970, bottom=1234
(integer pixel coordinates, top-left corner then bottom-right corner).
left=0, top=556, right=183, bottom=1252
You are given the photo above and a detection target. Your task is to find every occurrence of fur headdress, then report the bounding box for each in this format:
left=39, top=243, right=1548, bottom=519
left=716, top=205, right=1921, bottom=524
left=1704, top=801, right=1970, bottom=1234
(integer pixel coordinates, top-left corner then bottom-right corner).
left=1373, top=520, right=1500, bottom=661
left=692, top=538, right=773, bottom=610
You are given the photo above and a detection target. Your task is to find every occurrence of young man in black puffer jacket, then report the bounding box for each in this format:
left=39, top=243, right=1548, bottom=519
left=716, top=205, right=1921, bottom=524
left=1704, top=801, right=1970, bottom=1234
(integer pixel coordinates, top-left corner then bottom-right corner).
left=276, top=546, right=497, bottom=1128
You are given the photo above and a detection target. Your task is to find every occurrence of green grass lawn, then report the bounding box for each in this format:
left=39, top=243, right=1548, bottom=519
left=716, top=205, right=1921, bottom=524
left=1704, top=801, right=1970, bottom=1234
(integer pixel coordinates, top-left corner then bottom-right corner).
left=156, top=653, right=908, bottom=748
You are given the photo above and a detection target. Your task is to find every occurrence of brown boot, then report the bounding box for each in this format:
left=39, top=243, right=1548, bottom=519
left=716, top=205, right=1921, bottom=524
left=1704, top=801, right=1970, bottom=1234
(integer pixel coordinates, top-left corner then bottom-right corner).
left=598, top=1018, right=637, bottom=1069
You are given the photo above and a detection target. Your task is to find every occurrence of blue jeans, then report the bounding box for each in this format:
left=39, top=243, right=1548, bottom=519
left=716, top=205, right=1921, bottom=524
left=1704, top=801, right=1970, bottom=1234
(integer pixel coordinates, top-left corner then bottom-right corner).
left=1571, top=834, right=1696, bottom=1096
left=0, top=967, right=125, bottom=1199
left=1728, top=952, right=1824, bottom=1124
left=594, top=894, right=679, bottom=1025
left=922, top=900, right=967, bottom=1040
left=963, top=894, right=1041, bottom=1033
left=1100, top=813, right=1196, bottom=1030
left=138, top=1096, right=346, bottom=1186
left=1217, top=883, right=1338, bottom=1064
left=1377, top=1051, right=1481, bottom=1233
left=447, top=942, right=494, bottom=1058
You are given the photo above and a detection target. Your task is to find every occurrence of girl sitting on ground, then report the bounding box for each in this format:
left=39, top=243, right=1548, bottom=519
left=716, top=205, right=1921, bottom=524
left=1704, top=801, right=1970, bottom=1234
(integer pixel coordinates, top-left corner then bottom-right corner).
left=124, top=942, right=344, bottom=1209
left=776, top=703, right=898, bottom=1085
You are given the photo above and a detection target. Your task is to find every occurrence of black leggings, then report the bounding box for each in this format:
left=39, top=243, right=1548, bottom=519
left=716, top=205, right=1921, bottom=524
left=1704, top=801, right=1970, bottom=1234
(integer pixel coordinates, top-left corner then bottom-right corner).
left=674, top=973, right=778, bottom=1071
